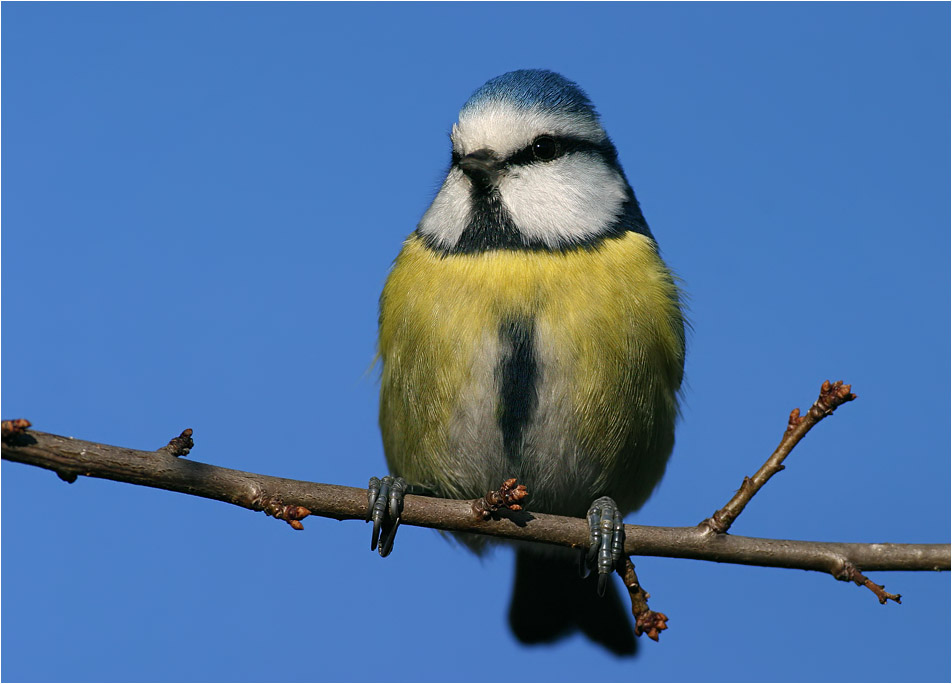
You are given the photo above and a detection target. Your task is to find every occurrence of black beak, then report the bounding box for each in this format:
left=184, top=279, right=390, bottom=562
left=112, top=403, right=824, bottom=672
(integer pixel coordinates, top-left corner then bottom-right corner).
left=457, top=148, right=502, bottom=188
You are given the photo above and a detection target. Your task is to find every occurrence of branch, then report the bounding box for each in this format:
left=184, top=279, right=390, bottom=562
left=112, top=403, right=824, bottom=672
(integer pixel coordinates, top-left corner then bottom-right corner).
left=3, top=423, right=948, bottom=580
left=702, top=380, right=857, bottom=535
left=618, top=558, right=669, bottom=641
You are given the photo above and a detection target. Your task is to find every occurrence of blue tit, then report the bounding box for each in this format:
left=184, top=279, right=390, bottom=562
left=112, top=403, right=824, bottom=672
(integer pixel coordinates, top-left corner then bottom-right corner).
left=371, top=69, right=685, bottom=656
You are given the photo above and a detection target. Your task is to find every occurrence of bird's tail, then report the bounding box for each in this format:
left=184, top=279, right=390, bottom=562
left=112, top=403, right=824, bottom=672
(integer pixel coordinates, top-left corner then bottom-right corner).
left=508, top=548, right=637, bottom=656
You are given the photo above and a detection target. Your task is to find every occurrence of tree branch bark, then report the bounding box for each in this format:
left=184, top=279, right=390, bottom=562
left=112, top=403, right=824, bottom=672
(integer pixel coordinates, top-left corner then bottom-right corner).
left=3, top=426, right=948, bottom=580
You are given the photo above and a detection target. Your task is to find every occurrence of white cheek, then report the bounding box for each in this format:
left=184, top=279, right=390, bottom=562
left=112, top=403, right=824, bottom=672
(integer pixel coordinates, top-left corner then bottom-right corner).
left=500, top=155, right=627, bottom=247
left=416, top=168, right=471, bottom=248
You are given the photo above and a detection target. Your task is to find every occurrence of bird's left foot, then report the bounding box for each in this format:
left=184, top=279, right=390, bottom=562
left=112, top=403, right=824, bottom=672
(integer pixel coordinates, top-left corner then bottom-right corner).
left=583, top=496, right=625, bottom=596
left=367, top=475, right=407, bottom=557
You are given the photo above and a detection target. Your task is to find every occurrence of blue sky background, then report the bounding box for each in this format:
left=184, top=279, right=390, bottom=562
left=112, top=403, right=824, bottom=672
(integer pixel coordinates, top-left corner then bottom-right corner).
left=2, top=2, right=949, bottom=682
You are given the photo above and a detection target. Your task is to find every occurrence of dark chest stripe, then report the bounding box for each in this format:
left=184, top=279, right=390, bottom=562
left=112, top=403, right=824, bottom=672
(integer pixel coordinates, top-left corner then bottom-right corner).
left=496, top=316, right=538, bottom=466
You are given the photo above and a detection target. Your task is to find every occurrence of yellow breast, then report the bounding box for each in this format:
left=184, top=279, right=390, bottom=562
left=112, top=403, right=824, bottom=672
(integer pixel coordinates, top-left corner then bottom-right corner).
left=378, top=231, right=684, bottom=512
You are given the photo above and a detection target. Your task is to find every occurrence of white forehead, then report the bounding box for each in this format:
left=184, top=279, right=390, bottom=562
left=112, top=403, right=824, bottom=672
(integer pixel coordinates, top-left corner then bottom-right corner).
left=450, top=101, right=606, bottom=157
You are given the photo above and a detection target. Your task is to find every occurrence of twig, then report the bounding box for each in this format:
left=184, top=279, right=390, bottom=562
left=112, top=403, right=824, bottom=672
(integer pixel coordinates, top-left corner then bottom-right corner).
left=618, top=557, right=668, bottom=641
left=837, top=561, right=902, bottom=605
left=702, top=380, right=856, bottom=534
left=1, top=418, right=32, bottom=439
left=472, top=477, right=529, bottom=520
left=156, top=428, right=194, bottom=458
left=2, top=425, right=947, bottom=583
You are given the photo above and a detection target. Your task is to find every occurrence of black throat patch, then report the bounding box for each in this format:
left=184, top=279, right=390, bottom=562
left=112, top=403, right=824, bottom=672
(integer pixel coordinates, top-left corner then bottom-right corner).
left=496, top=315, right=539, bottom=466
left=455, top=186, right=523, bottom=253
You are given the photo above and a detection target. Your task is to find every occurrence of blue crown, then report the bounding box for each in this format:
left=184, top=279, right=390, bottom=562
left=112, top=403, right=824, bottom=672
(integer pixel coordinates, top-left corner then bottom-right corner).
left=460, top=69, right=598, bottom=119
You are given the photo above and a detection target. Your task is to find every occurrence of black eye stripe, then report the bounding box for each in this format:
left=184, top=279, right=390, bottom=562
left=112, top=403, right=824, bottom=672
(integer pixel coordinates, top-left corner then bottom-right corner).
left=449, top=136, right=618, bottom=174
left=506, top=135, right=612, bottom=166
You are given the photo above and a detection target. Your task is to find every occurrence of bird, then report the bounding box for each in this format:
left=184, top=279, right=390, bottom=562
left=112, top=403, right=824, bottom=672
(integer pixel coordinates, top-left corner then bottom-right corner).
left=369, top=69, right=685, bottom=656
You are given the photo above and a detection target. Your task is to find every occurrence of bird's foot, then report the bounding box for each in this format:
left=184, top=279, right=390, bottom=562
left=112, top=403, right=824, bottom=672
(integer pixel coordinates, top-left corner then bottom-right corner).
left=367, top=475, right=407, bottom=557
left=582, top=496, right=625, bottom=596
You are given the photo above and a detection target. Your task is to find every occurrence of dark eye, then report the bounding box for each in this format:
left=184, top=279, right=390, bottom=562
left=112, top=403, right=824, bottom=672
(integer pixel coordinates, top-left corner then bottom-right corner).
left=531, top=136, right=559, bottom=161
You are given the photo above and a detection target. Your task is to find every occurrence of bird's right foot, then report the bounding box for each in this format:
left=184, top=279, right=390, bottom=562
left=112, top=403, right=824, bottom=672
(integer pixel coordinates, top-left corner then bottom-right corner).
left=582, top=496, right=625, bottom=597
left=367, top=475, right=407, bottom=557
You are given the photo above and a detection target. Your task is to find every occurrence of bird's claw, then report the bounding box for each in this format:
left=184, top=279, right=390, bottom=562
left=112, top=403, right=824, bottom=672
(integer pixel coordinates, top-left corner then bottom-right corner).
left=583, top=496, right=625, bottom=596
left=367, top=475, right=407, bottom=557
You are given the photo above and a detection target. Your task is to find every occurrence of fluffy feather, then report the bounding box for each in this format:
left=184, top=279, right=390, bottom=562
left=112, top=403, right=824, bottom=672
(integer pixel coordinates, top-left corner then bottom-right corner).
left=377, top=69, right=685, bottom=654
left=379, top=231, right=683, bottom=516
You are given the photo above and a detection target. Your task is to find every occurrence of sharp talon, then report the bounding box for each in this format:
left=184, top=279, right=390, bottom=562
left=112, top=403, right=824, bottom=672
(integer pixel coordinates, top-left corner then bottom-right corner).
left=597, top=572, right=609, bottom=597
left=379, top=517, right=400, bottom=557
left=586, top=543, right=599, bottom=568
left=578, top=549, right=590, bottom=578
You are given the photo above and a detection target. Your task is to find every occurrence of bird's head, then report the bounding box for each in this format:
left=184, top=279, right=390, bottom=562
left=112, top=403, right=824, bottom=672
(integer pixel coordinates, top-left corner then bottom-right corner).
left=417, top=69, right=650, bottom=254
